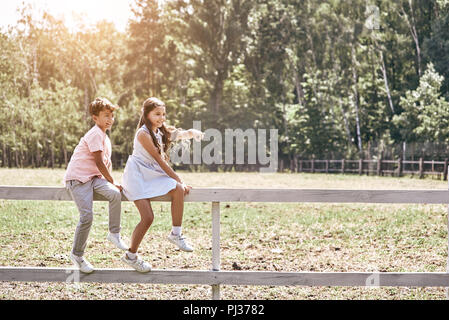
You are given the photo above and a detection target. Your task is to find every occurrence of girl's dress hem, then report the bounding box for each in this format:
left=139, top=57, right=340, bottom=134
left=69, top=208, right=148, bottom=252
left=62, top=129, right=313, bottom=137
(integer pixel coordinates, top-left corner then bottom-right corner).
left=122, top=125, right=178, bottom=202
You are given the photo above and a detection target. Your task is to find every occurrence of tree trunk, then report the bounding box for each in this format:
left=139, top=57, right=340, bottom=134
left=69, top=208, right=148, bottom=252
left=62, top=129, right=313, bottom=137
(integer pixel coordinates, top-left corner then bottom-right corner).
left=209, top=74, right=225, bottom=115
left=1, top=141, right=6, bottom=167
left=380, top=50, right=395, bottom=114
left=7, top=146, right=12, bottom=168
left=14, top=149, right=19, bottom=168
left=340, top=99, right=352, bottom=145
left=293, top=70, right=305, bottom=106
left=401, top=0, right=422, bottom=77
left=351, top=45, right=363, bottom=154
left=36, top=141, right=41, bottom=167
left=50, top=132, right=55, bottom=169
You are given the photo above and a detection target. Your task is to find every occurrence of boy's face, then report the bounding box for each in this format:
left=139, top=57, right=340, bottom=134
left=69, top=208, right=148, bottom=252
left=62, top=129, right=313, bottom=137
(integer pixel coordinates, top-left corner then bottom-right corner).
left=92, top=109, right=114, bottom=132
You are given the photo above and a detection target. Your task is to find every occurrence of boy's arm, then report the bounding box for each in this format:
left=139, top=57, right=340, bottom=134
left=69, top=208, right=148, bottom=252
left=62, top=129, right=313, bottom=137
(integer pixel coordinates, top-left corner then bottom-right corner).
left=93, top=151, right=122, bottom=191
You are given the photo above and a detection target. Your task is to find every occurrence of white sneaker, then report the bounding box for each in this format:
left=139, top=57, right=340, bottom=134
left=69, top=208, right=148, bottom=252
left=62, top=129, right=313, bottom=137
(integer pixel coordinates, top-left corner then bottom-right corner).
left=70, top=253, right=94, bottom=274
left=167, top=233, right=194, bottom=252
left=107, top=232, right=128, bottom=251
left=121, top=253, right=151, bottom=273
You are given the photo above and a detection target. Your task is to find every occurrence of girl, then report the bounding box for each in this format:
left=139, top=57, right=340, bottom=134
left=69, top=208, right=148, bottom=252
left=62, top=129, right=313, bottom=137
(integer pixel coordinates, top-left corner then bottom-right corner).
left=121, top=97, right=204, bottom=273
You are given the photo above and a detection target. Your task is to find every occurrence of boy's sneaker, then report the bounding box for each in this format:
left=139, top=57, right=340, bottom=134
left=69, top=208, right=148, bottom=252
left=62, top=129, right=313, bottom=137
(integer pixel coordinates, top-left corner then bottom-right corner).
left=167, top=233, right=194, bottom=252
left=107, top=232, right=128, bottom=251
left=121, top=253, right=151, bottom=273
left=70, top=253, right=94, bottom=274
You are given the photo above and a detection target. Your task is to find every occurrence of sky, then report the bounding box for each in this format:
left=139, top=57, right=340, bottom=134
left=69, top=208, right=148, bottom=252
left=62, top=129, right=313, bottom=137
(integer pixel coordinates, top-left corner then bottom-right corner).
left=0, top=0, right=135, bottom=32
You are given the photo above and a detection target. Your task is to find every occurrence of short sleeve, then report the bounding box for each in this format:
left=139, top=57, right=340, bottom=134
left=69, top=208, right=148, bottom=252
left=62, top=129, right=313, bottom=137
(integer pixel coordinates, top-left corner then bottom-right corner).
left=85, top=130, right=104, bottom=153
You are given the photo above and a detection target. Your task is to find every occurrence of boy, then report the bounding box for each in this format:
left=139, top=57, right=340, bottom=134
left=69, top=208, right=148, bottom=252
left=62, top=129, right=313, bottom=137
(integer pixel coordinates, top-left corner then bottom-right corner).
left=64, top=98, right=128, bottom=273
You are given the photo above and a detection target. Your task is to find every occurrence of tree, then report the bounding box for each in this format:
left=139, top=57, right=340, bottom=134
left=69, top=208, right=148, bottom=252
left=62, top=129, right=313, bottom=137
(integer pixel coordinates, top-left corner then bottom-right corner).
left=393, top=63, right=449, bottom=143
left=423, top=5, right=449, bottom=96
left=170, top=0, right=253, bottom=121
left=125, top=0, right=165, bottom=97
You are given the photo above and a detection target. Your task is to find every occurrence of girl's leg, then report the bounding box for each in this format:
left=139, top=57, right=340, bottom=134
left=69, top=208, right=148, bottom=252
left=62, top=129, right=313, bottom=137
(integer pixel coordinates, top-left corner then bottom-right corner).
left=129, top=199, right=154, bottom=253
left=167, top=183, right=194, bottom=251
left=168, top=183, right=185, bottom=227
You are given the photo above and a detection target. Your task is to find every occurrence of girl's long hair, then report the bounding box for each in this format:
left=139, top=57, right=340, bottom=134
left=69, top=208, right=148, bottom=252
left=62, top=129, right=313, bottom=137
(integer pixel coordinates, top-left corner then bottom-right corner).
left=137, top=97, right=175, bottom=160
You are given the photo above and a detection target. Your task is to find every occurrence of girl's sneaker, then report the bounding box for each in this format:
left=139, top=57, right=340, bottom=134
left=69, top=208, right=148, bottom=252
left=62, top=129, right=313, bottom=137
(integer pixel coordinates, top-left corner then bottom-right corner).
left=121, top=253, right=151, bottom=273
left=70, top=253, right=94, bottom=274
left=167, top=233, right=194, bottom=252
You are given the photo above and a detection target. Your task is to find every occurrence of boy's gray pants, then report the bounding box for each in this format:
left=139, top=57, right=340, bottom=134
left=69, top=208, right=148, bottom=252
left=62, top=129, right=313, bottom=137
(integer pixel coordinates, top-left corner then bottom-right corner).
left=66, top=177, right=122, bottom=257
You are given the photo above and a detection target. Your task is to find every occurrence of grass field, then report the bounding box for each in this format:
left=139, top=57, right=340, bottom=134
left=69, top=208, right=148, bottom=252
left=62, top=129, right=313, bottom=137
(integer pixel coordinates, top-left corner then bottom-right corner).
left=0, top=168, right=448, bottom=300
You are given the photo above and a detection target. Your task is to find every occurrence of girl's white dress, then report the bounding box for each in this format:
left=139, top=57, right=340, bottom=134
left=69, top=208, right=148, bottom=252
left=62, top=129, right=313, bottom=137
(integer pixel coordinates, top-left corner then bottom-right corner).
left=122, top=125, right=177, bottom=201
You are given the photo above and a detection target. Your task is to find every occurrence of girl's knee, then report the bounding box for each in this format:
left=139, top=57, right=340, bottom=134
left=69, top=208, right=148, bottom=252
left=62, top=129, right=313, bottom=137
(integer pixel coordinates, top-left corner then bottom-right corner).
left=141, top=214, right=154, bottom=228
left=171, top=183, right=184, bottom=196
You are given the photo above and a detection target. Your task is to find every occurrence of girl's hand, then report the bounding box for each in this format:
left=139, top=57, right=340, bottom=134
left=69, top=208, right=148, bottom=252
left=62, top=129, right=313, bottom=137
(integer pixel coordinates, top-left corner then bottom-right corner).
left=114, top=184, right=123, bottom=192
left=188, top=129, right=205, bottom=141
left=181, top=183, right=192, bottom=196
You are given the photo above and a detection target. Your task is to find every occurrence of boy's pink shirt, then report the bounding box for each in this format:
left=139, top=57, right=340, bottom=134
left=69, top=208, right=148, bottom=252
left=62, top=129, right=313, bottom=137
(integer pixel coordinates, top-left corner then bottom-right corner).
left=64, top=125, right=112, bottom=183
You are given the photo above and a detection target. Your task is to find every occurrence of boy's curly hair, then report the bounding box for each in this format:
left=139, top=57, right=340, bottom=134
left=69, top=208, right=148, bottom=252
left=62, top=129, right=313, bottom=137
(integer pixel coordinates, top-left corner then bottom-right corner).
left=89, top=98, right=119, bottom=116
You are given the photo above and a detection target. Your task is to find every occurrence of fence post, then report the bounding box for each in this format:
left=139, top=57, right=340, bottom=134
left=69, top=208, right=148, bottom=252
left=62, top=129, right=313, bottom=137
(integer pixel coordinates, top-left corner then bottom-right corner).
left=444, top=159, right=448, bottom=181
left=311, top=159, right=315, bottom=173
left=211, top=202, right=221, bottom=300
left=398, top=157, right=403, bottom=177
left=377, top=158, right=382, bottom=176
left=359, top=159, right=363, bottom=175
left=326, top=160, right=329, bottom=173
left=419, top=158, right=424, bottom=179
left=341, top=159, right=345, bottom=174
left=299, top=160, right=303, bottom=172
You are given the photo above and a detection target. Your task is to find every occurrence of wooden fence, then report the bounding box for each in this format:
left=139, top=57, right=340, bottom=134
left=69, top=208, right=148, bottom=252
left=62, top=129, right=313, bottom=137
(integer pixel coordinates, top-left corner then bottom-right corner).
left=1, top=186, right=449, bottom=299
left=284, top=158, right=449, bottom=180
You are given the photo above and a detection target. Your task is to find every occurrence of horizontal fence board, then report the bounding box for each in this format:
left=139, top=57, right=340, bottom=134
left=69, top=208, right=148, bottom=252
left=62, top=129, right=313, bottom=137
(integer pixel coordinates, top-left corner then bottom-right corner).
left=1, top=267, right=449, bottom=287
left=2, top=186, right=449, bottom=204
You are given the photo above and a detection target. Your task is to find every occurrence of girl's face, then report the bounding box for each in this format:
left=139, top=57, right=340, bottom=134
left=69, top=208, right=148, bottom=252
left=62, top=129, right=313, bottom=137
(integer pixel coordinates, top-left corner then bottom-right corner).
left=147, top=106, right=166, bottom=130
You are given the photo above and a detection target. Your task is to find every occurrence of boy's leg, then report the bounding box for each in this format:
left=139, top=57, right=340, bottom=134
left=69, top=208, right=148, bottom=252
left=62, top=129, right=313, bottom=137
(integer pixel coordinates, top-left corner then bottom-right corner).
left=67, top=180, right=94, bottom=257
left=92, top=178, right=122, bottom=234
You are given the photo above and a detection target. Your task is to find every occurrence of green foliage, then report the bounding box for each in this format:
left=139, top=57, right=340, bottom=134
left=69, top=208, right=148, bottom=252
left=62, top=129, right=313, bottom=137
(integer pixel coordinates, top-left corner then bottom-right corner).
left=394, top=63, right=449, bottom=142
left=423, top=8, right=449, bottom=95
left=1, top=0, right=449, bottom=169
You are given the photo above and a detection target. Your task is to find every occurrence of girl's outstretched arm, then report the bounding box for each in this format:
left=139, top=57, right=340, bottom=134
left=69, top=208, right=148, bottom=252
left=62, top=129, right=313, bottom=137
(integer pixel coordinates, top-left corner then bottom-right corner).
left=170, top=128, right=204, bottom=142
left=137, top=130, right=183, bottom=184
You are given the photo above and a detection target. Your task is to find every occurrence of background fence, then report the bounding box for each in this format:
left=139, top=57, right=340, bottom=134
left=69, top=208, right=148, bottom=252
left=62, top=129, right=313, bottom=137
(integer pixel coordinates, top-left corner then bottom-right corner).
left=281, top=158, right=449, bottom=180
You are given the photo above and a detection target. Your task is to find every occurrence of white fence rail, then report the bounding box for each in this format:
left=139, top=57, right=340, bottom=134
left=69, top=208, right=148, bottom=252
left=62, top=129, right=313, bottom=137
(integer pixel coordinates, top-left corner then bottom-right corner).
left=1, top=186, right=449, bottom=299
